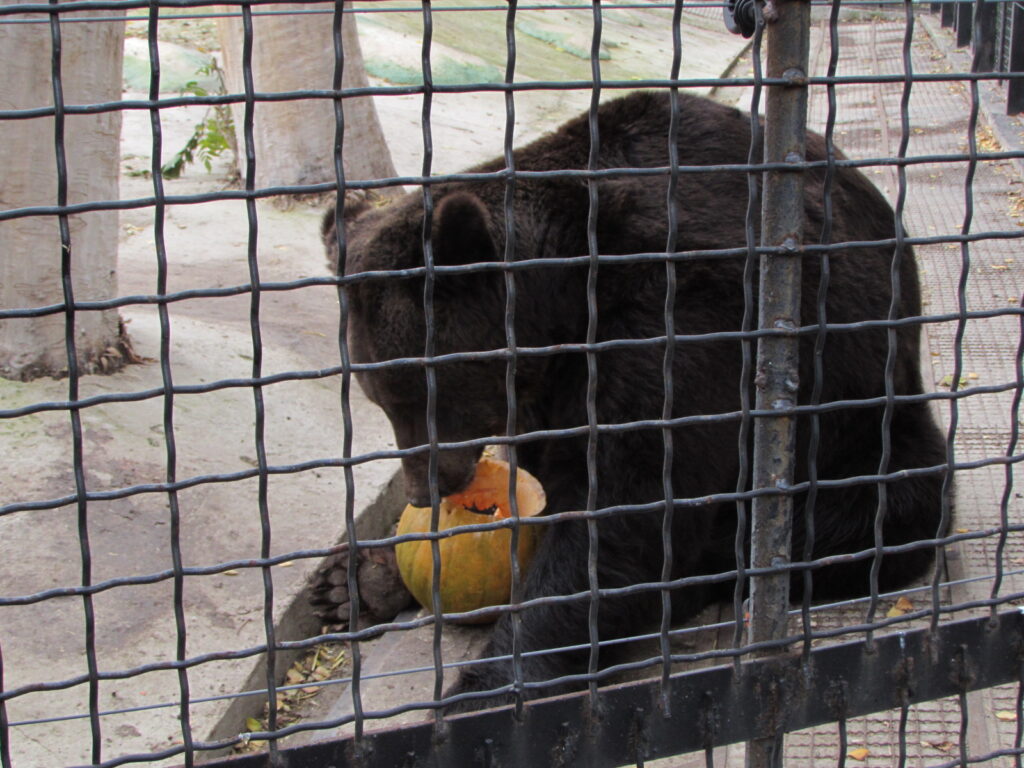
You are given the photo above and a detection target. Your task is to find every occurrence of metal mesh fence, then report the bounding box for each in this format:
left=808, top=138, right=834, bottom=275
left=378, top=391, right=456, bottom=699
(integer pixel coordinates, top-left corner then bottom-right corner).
left=0, top=0, right=1023, bottom=766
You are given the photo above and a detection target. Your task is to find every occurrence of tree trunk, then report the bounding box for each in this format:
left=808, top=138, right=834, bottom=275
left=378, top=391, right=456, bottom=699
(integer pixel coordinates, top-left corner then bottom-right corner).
left=217, top=3, right=397, bottom=192
left=0, top=6, right=127, bottom=380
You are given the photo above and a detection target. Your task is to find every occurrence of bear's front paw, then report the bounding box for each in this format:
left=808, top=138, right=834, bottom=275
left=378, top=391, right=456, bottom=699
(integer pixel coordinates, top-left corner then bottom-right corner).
left=309, top=543, right=413, bottom=627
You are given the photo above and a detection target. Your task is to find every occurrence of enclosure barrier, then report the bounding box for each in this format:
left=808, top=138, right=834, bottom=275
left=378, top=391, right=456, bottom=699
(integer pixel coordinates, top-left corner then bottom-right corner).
left=0, top=0, right=1023, bottom=767
left=936, top=0, right=1024, bottom=113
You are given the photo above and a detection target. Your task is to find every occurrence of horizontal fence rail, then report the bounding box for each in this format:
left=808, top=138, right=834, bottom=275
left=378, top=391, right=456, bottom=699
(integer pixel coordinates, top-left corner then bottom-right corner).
left=202, top=610, right=1024, bottom=768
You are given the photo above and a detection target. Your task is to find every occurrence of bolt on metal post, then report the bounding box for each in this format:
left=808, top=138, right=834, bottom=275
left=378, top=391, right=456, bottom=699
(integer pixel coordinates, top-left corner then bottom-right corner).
left=746, top=0, right=811, bottom=767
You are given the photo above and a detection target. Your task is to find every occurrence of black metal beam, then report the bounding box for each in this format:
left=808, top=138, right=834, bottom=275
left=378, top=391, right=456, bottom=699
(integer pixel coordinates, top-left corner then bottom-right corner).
left=196, top=610, right=1024, bottom=768
left=1009, top=0, right=1024, bottom=113
left=943, top=0, right=957, bottom=27
left=958, top=1, right=975, bottom=47
left=972, top=0, right=998, bottom=72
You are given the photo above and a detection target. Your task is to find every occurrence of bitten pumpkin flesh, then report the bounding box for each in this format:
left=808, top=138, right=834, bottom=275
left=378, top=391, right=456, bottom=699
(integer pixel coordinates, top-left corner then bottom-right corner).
left=395, top=458, right=546, bottom=622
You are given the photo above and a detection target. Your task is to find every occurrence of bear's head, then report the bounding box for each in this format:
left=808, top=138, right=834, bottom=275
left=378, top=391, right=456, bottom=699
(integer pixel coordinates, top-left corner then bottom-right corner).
left=323, top=189, right=528, bottom=506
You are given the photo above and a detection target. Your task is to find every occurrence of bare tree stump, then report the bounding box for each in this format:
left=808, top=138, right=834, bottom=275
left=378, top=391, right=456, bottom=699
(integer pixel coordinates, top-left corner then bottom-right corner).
left=0, top=5, right=127, bottom=380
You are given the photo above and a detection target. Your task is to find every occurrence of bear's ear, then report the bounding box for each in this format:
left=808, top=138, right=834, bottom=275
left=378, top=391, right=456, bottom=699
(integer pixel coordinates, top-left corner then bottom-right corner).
left=431, top=192, right=496, bottom=266
left=321, top=190, right=388, bottom=275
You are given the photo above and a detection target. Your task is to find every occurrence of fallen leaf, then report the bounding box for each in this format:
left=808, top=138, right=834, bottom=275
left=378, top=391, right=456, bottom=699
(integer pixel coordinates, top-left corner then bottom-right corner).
left=927, top=740, right=956, bottom=752
left=848, top=747, right=870, bottom=761
left=996, top=710, right=1018, bottom=721
left=245, top=717, right=262, bottom=733
left=888, top=596, right=915, bottom=617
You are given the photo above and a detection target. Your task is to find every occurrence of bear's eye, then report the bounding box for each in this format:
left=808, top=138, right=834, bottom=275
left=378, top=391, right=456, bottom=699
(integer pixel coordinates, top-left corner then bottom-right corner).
left=465, top=503, right=499, bottom=516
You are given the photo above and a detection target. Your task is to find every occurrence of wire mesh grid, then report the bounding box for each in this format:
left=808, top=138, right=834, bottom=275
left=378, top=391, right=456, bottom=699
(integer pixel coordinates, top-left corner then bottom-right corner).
left=0, top=0, right=1023, bottom=766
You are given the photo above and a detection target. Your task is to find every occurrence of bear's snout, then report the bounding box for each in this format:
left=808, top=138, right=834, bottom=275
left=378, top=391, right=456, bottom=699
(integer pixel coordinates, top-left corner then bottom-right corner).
left=401, top=445, right=481, bottom=507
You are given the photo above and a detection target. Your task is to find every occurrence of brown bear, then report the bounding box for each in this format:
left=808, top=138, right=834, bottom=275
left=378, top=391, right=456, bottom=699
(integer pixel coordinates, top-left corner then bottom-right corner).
left=318, top=90, right=949, bottom=710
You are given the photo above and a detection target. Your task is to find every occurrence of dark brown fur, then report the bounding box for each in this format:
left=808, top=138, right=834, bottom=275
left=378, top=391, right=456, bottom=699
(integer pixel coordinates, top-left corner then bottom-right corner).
left=322, top=91, right=949, bottom=709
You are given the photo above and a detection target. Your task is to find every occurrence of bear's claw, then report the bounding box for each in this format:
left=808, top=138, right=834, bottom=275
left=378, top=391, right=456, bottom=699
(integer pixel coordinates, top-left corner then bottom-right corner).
left=309, top=543, right=413, bottom=626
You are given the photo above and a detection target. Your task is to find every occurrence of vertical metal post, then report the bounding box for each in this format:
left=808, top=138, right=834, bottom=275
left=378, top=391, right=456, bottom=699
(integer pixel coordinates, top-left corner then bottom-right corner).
left=972, top=0, right=997, bottom=72
left=1008, top=1, right=1024, bottom=114
left=942, top=0, right=955, bottom=28
left=957, top=1, right=974, bottom=47
left=746, top=0, right=810, bottom=765
left=994, top=0, right=1008, bottom=73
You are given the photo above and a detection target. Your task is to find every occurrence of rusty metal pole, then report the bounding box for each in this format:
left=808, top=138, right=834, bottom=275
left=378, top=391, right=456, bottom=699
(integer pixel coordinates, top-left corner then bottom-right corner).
left=746, top=0, right=811, bottom=766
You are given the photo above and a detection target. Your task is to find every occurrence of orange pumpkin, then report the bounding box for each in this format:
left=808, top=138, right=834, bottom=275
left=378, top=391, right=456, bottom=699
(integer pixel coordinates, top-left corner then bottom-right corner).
left=395, top=458, right=546, bottom=623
